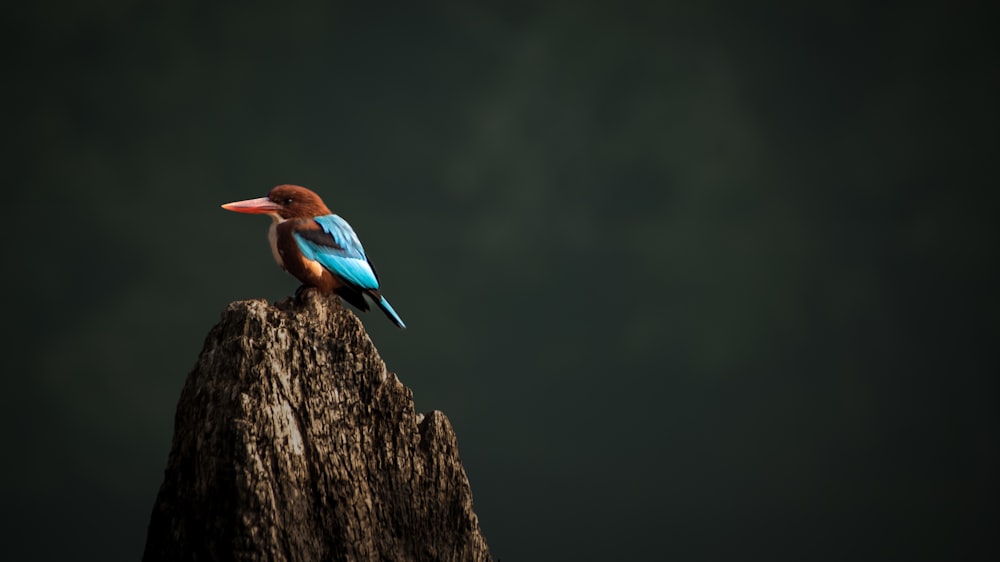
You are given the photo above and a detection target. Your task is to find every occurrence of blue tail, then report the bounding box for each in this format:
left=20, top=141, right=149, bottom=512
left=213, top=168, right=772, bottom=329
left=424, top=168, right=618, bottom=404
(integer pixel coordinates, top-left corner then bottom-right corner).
left=376, top=295, right=406, bottom=329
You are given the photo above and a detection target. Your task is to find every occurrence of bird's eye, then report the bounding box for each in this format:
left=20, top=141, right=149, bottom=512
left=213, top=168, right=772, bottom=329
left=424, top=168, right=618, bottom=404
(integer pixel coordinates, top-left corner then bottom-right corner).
left=283, top=197, right=293, bottom=205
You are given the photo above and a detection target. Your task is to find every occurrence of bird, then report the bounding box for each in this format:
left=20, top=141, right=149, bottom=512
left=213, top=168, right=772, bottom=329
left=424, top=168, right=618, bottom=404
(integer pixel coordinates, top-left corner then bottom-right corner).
left=221, top=184, right=406, bottom=328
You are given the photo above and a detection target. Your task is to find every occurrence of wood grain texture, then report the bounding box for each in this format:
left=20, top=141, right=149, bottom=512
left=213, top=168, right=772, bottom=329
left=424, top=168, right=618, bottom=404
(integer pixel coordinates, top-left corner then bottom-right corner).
left=143, top=292, right=492, bottom=562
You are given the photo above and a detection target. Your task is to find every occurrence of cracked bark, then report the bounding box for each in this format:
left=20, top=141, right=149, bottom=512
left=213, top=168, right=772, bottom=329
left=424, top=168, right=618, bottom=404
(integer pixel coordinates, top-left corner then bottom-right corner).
left=142, top=292, right=492, bottom=562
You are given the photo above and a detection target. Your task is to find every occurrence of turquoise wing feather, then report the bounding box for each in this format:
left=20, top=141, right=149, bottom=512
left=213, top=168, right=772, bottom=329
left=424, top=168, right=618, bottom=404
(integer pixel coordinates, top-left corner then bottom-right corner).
left=293, top=214, right=380, bottom=290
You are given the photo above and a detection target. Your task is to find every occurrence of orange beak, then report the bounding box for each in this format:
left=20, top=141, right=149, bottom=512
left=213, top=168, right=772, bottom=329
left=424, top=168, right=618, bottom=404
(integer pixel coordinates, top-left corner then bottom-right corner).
left=220, top=197, right=281, bottom=214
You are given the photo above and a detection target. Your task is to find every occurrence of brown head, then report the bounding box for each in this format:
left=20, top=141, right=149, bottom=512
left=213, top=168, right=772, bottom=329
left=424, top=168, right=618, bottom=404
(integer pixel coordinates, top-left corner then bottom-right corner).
left=221, top=185, right=332, bottom=220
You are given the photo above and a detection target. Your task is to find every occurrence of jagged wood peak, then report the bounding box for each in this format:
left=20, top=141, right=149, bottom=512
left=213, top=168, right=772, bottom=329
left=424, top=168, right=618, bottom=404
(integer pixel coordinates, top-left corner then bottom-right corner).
left=143, top=291, right=492, bottom=562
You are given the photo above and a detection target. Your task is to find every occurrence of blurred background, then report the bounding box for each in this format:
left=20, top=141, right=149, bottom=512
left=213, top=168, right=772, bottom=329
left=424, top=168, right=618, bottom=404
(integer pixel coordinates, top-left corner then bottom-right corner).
left=2, top=1, right=997, bottom=560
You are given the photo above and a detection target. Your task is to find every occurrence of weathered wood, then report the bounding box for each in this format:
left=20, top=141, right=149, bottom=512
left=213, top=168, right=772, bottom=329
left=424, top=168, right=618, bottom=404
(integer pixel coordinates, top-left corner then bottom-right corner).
left=143, top=292, right=492, bottom=562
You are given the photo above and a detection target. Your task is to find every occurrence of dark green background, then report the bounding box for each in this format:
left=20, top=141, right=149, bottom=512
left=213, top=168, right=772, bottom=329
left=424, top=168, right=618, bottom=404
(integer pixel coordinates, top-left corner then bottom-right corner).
left=3, top=2, right=997, bottom=560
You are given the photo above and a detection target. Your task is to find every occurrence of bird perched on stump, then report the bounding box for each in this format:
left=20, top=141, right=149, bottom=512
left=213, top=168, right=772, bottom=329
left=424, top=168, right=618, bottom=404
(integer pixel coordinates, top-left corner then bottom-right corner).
left=221, top=184, right=406, bottom=328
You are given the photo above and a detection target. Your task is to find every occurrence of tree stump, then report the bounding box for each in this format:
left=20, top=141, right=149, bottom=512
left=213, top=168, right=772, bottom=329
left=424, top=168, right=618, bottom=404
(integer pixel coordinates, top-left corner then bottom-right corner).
left=143, top=292, right=492, bottom=562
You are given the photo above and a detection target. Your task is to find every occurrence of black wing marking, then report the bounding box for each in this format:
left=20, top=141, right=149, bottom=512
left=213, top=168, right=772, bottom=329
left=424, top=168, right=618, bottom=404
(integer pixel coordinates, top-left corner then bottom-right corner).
left=295, top=228, right=344, bottom=251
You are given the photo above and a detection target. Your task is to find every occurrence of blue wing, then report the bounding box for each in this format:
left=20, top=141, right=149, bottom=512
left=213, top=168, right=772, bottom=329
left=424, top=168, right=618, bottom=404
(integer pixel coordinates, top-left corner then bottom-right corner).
left=293, top=214, right=380, bottom=290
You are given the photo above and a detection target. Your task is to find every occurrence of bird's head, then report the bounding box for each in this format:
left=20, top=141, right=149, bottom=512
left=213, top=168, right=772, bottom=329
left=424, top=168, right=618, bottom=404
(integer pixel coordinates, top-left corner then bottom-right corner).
left=221, top=185, right=332, bottom=220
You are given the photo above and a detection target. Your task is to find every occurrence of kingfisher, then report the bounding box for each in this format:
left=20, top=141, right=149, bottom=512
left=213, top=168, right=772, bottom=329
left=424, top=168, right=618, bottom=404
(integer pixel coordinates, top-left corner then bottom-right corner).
left=221, top=184, right=406, bottom=328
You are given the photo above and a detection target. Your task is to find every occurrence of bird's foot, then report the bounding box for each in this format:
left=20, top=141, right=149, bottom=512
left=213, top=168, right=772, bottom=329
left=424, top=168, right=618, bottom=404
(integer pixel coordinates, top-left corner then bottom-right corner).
left=294, top=284, right=318, bottom=304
